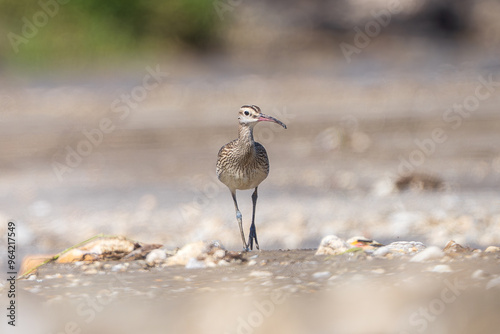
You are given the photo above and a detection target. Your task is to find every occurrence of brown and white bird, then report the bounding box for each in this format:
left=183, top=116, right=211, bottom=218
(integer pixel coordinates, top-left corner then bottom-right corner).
left=216, top=105, right=287, bottom=251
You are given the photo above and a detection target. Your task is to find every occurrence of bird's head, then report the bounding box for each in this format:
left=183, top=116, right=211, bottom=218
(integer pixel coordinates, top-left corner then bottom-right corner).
left=238, top=105, right=287, bottom=129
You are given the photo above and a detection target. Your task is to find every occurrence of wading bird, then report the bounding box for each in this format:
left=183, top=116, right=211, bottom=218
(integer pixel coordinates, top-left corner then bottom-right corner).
left=216, top=105, right=287, bottom=251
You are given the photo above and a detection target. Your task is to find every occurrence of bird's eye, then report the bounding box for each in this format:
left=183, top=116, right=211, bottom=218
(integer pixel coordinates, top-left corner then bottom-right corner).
left=244, top=111, right=250, bottom=116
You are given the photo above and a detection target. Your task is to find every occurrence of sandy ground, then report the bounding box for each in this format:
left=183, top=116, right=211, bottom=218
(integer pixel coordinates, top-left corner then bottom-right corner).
left=2, top=247, right=500, bottom=334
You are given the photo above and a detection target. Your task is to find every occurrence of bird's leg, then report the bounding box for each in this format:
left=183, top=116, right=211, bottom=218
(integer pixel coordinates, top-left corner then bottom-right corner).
left=248, top=187, right=260, bottom=250
left=231, top=191, right=248, bottom=251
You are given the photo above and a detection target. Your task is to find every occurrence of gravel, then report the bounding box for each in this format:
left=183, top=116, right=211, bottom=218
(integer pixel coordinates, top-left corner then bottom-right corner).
left=410, top=246, right=445, bottom=262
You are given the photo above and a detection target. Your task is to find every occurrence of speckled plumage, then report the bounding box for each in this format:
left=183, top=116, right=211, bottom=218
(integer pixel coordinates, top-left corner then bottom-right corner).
left=216, top=124, right=269, bottom=192
left=216, top=105, right=286, bottom=251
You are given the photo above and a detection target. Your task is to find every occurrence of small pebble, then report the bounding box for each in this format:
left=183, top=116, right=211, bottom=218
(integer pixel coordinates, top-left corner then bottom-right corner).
left=185, top=258, right=206, bottom=269
left=206, top=261, right=217, bottom=268
left=281, top=285, right=299, bottom=293
left=472, top=269, right=489, bottom=279
left=374, top=241, right=426, bottom=257
left=312, top=271, right=331, bottom=279
left=430, top=264, right=452, bottom=273
left=373, top=247, right=390, bottom=257
left=247, top=259, right=257, bottom=266
left=485, top=246, right=500, bottom=253
left=249, top=270, right=273, bottom=278
left=218, top=260, right=230, bottom=266
left=470, top=252, right=482, bottom=258
left=372, top=268, right=386, bottom=274
left=315, top=235, right=350, bottom=255
left=213, top=249, right=226, bottom=259
left=486, top=277, right=500, bottom=290
left=146, top=249, right=167, bottom=266
left=443, top=240, right=473, bottom=254
left=410, top=246, right=444, bottom=262
left=111, top=264, right=127, bottom=272
left=44, top=274, right=62, bottom=279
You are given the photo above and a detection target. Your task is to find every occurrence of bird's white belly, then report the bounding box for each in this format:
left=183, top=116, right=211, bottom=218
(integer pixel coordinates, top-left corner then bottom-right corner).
left=219, top=168, right=268, bottom=190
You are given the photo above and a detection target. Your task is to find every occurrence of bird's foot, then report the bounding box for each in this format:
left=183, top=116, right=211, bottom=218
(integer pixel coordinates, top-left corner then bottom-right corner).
left=241, top=241, right=250, bottom=252
left=247, top=239, right=260, bottom=251
left=248, top=224, right=260, bottom=251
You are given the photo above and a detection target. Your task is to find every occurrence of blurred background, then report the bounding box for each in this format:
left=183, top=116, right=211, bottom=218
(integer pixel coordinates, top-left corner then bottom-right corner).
left=1, top=0, right=500, bottom=257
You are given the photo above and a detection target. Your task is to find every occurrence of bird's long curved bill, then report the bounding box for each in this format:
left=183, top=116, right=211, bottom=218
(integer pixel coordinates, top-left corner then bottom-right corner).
left=258, top=114, right=287, bottom=129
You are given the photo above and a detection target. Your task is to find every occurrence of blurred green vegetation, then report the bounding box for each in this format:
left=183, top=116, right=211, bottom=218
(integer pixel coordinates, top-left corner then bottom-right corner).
left=0, top=0, right=222, bottom=71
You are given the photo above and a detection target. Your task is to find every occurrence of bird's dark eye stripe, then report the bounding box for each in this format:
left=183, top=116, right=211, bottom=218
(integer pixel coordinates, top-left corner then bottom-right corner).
left=241, top=105, right=260, bottom=113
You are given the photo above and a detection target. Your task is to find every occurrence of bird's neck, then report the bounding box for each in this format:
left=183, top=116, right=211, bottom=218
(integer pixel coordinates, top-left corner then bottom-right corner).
left=237, top=123, right=256, bottom=155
